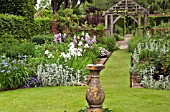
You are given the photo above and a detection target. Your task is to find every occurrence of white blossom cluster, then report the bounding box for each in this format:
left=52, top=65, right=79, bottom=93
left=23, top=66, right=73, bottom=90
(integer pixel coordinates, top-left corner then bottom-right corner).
left=60, top=42, right=83, bottom=60
left=44, top=50, right=54, bottom=58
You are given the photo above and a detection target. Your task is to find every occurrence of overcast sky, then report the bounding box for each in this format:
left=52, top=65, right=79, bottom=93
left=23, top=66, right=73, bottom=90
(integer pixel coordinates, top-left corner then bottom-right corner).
left=36, top=0, right=51, bottom=9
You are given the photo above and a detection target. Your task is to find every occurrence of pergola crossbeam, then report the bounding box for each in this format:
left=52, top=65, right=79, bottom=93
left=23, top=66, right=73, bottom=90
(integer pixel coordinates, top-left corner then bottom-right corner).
left=103, top=0, right=149, bottom=35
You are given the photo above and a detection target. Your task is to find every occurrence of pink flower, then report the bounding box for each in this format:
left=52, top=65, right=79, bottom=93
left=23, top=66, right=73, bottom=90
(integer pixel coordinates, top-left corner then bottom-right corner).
left=74, top=35, right=77, bottom=44
left=91, top=36, right=96, bottom=43
left=54, top=34, right=60, bottom=44
left=85, top=33, right=91, bottom=44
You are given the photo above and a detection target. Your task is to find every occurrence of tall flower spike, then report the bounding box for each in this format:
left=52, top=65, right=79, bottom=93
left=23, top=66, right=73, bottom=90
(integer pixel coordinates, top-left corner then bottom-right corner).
left=74, top=35, right=77, bottom=44
left=85, top=33, right=91, bottom=44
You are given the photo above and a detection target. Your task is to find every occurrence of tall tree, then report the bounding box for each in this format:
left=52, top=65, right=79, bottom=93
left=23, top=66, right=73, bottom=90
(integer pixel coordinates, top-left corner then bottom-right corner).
left=51, top=0, right=93, bottom=14
left=92, top=0, right=119, bottom=10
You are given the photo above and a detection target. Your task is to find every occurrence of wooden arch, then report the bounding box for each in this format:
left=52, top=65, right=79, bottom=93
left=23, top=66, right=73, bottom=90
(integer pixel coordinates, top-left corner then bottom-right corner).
left=103, top=0, right=149, bottom=35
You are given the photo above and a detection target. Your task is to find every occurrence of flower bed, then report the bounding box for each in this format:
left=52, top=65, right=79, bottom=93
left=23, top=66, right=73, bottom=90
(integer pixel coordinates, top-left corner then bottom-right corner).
left=130, top=39, right=170, bottom=89
left=0, top=32, right=115, bottom=91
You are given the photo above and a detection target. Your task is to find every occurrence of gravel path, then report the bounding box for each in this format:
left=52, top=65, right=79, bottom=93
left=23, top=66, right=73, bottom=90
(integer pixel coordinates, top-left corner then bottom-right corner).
left=116, top=34, right=132, bottom=49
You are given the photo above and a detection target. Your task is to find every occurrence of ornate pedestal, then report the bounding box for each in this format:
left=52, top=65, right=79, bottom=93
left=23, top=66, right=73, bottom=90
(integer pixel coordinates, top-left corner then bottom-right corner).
left=86, top=64, right=105, bottom=112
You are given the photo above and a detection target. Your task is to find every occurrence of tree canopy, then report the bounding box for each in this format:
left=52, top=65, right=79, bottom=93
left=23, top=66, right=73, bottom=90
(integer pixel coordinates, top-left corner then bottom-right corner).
left=91, top=0, right=170, bottom=14
left=51, top=0, right=93, bottom=14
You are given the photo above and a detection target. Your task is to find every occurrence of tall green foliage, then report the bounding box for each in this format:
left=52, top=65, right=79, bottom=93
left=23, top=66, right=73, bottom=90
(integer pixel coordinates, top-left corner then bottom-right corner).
left=0, top=14, right=51, bottom=39
left=135, top=0, right=170, bottom=14
left=0, top=0, right=36, bottom=38
left=92, top=0, right=119, bottom=10
left=0, top=0, right=36, bottom=20
left=0, top=14, right=29, bottom=38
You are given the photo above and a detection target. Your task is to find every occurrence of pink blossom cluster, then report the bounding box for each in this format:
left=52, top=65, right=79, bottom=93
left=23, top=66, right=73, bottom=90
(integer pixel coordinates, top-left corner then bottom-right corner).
left=54, top=33, right=67, bottom=44
left=73, top=32, right=96, bottom=48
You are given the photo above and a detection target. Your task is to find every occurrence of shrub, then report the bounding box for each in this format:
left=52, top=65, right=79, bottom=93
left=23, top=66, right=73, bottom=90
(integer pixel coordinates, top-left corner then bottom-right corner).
left=97, top=35, right=116, bottom=52
left=33, top=17, right=51, bottom=35
left=131, top=39, right=170, bottom=90
left=128, top=34, right=148, bottom=52
left=0, top=40, right=36, bottom=58
left=34, top=9, right=53, bottom=18
left=115, top=25, right=124, bottom=41
left=0, top=14, right=30, bottom=39
left=31, top=34, right=54, bottom=44
left=0, top=0, right=36, bottom=20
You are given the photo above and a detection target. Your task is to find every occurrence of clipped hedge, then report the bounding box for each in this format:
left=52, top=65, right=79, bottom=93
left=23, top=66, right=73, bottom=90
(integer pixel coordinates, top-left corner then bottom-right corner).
left=31, top=34, right=54, bottom=44
left=0, top=0, right=36, bottom=20
left=0, top=14, right=29, bottom=39
left=148, top=15, right=170, bottom=26
left=33, top=17, right=51, bottom=35
left=0, top=14, right=52, bottom=39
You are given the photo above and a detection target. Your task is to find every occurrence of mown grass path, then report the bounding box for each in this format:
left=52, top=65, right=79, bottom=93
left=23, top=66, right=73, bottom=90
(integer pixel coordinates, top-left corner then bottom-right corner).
left=101, top=50, right=170, bottom=112
left=0, top=50, right=170, bottom=112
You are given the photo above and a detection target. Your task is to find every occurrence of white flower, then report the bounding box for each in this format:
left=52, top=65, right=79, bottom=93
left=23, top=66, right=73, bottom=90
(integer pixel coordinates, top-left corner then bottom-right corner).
left=77, top=51, right=82, bottom=56
left=69, top=42, right=75, bottom=48
left=66, top=53, right=71, bottom=59
left=59, top=33, right=62, bottom=36
left=69, top=48, right=76, bottom=56
left=77, top=48, right=83, bottom=52
left=48, top=53, right=54, bottom=58
left=84, top=44, right=89, bottom=48
left=78, top=41, right=83, bottom=46
left=77, top=36, right=80, bottom=39
left=81, top=37, right=84, bottom=41
left=61, top=52, right=66, bottom=57
left=44, top=50, right=49, bottom=55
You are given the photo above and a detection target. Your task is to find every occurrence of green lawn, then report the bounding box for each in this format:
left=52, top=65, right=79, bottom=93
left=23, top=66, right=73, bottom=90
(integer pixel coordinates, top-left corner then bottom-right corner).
left=0, top=50, right=170, bottom=112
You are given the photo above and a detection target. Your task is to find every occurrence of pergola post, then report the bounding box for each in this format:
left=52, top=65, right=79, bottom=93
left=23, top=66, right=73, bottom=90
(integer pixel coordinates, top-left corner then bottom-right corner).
left=105, top=15, right=108, bottom=29
left=110, top=15, right=113, bottom=35
left=138, top=14, right=141, bottom=26
left=144, top=13, right=148, bottom=26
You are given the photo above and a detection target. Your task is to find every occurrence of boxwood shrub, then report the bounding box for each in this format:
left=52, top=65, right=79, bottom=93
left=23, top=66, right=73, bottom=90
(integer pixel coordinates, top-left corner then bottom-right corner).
left=0, top=14, right=29, bottom=39
left=33, top=17, right=51, bottom=35
left=31, top=34, right=54, bottom=44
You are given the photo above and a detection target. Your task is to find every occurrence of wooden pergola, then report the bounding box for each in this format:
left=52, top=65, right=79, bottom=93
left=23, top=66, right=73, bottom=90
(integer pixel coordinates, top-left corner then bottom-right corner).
left=103, top=0, right=149, bottom=35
